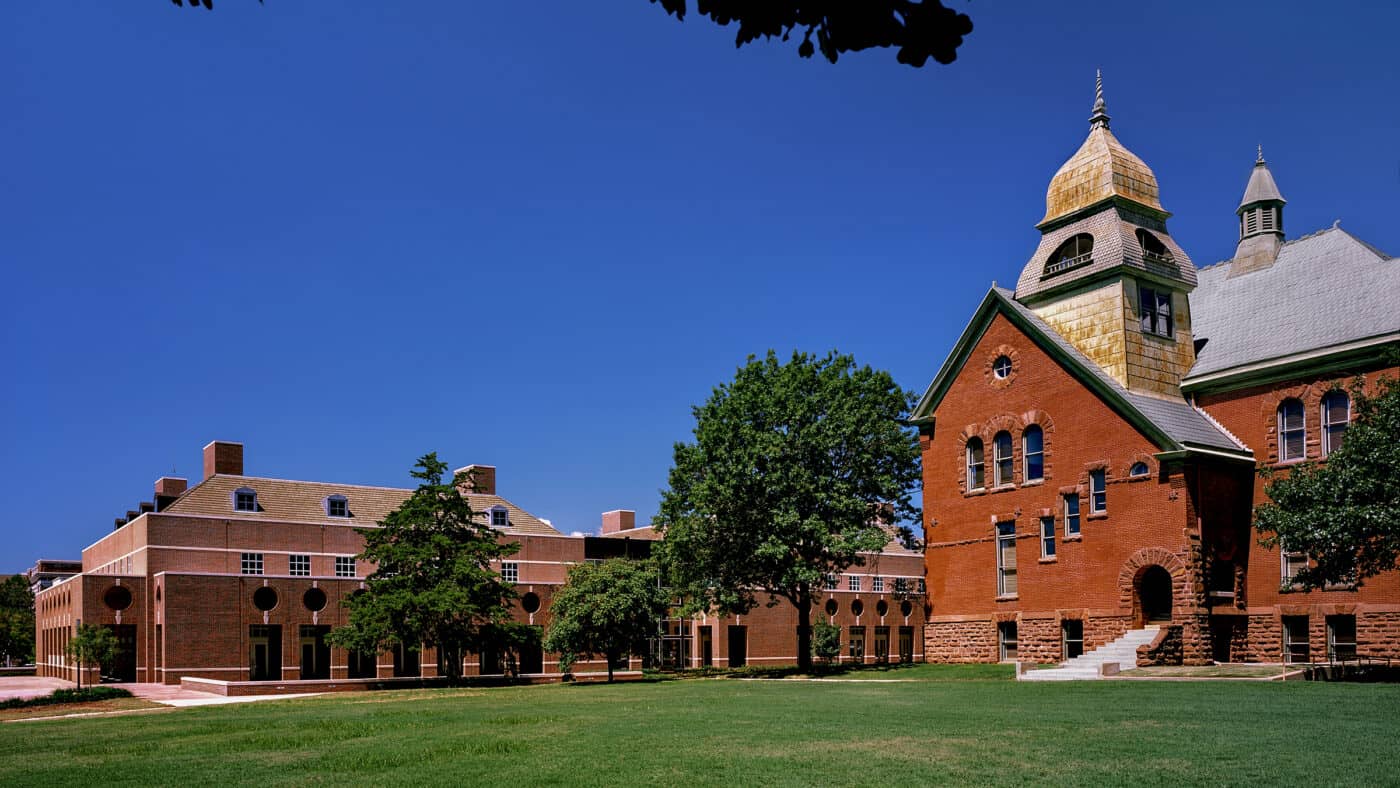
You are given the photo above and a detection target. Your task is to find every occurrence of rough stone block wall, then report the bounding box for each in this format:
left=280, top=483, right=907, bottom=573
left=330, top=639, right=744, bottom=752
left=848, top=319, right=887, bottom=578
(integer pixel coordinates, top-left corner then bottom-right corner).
left=1017, top=616, right=1061, bottom=663
left=1084, top=615, right=1132, bottom=651
left=925, top=619, right=996, bottom=663
left=1136, top=624, right=1183, bottom=666
left=1358, top=612, right=1400, bottom=660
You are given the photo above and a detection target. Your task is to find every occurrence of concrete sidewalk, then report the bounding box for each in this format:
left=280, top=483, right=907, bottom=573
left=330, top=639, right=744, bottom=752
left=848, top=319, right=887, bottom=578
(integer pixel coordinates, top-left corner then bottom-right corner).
left=0, top=676, right=71, bottom=702
left=123, top=683, right=323, bottom=707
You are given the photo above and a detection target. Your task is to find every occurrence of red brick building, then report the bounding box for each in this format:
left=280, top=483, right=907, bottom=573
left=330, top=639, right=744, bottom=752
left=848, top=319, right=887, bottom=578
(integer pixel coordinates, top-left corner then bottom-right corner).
left=34, top=441, right=925, bottom=687
left=910, top=80, right=1399, bottom=666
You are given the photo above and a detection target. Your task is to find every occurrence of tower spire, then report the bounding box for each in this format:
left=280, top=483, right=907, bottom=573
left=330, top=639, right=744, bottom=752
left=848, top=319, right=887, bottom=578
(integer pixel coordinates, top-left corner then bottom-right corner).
left=1257, top=144, right=1264, bottom=163
left=1089, top=69, right=1111, bottom=129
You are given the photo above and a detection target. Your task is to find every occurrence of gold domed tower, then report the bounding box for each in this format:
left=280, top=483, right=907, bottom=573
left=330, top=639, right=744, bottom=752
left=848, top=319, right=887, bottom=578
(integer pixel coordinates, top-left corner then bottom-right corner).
left=1014, top=73, right=1197, bottom=399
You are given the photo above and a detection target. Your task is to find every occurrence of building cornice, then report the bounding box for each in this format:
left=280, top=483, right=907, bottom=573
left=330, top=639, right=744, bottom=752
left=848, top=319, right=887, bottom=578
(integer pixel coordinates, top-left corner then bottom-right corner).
left=1181, top=333, right=1399, bottom=394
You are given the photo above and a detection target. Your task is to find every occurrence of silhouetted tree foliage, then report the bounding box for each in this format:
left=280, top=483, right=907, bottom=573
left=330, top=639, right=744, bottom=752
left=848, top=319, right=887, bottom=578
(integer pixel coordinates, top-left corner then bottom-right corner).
left=650, top=1, right=973, bottom=67
left=171, top=0, right=260, bottom=8
left=0, top=575, right=35, bottom=666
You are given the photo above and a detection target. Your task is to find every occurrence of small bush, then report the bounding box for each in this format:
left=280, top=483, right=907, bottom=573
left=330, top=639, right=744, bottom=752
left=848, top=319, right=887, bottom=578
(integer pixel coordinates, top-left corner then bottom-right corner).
left=0, top=686, right=133, bottom=710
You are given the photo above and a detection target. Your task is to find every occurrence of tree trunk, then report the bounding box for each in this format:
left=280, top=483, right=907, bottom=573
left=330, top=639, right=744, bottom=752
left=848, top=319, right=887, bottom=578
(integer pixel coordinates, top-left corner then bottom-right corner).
left=606, top=649, right=616, bottom=683
left=796, top=585, right=812, bottom=673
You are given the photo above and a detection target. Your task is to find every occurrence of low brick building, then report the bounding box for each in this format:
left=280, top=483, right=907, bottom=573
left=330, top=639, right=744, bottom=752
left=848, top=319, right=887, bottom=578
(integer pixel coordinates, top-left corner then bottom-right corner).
left=35, top=441, right=925, bottom=686
left=911, top=79, right=1399, bottom=666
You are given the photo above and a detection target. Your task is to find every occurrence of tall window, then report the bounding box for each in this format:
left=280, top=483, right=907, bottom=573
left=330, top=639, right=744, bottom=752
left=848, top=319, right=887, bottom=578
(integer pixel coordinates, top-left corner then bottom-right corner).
left=1327, top=615, right=1357, bottom=660
left=993, top=431, right=1014, bottom=487
left=996, top=523, right=1017, bottom=596
left=335, top=557, right=356, bottom=578
left=1138, top=286, right=1173, bottom=337
left=966, top=438, right=985, bottom=491
left=824, top=574, right=838, bottom=591
left=1022, top=426, right=1044, bottom=482
left=997, top=621, right=1018, bottom=661
left=1283, top=616, right=1310, bottom=664
left=1089, top=470, right=1107, bottom=513
left=1044, top=233, right=1094, bottom=276
left=1321, top=391, right=1350, bottom=458
left=1281, top=550, right=1307, bottom=586
left=1278, top=399, right=1306, bottom=461
left=289, top=554, right=310, bottom=576
left=1062, top=620, right=1084, bottom=660
left=848, top=575, right=862, bottom=592
left=1040, top=517, right=1056, bottom=559
left=1063, top=494, right=1080, bottom=536
left=499, top=562, right=519, bottom=584
left=241, top=552, right=263, bottom=575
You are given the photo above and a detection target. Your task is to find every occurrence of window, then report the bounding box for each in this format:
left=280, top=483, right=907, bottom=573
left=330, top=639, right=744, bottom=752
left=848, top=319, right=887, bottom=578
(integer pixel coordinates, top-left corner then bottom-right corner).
left=1278, top=399, right=1306, bottom=462
left=234, top=488, right=258, bottom=512
left=996, top=523, right=1017, bottom=596
left=966, top=438, right=985, bottom=491
left=893, top=578, right=908, bottom=594
left=1044, top=233, right=1094, bottom=276
left=998, top=621, right=1018, bottom=661
left=1130, top=461, right=1149, bottom=477
left=1282, top=616, right=1310, bottom=664
left=289, top=554, right=310, bottom=577
left=1022, top=426, right=1044, bottom=482
left=1327, top=615, right=1357, bottom=660
left=824, top=574, right=838, bottom=591
left=1138, top=285, right=1173, bottom=338
left=326, top=496, right=348, bottom=518
left=848, top=626, right=866, bottom=662
left=917, top=579, right=926, bottom=594
left=1281, top=550, right=1307, bottom=586
left=1321, top=391, right=1350, bottom=458
left=1063, top=494, right=1080, bottom=536
left=1062, top=619, right=1084, bottom=660
left=1090, top=470, right=1106, bottom=513
left=490, top=507, right=509, bottom=528
left=335, top=556, right=356, bottom=578
left=848, top=575, right=862, bottom=592
left=241, top=552, right=263, bottom=575
left=1135, top=228, right=1172, bottom=264
left=500, top=562, right=519, bottom=584
left=1040, top=517, right=1056, bottom=559
left=992, top=355, right=1013, bottom=379
left=993, top=431, right=1014, bottom=487
left=872, top=576, right=885, bottom=593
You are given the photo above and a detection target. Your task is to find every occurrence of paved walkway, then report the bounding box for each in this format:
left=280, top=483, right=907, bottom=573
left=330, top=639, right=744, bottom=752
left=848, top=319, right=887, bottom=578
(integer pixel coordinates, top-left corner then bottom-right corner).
left=122, top=683, right=323, bottom=707
left=0, top=676, right=70, bottom=702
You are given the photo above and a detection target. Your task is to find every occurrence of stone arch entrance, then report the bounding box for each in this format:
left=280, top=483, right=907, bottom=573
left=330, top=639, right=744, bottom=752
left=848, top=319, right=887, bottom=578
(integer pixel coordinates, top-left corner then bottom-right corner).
left=1137, top=565, right=1173, bottom=624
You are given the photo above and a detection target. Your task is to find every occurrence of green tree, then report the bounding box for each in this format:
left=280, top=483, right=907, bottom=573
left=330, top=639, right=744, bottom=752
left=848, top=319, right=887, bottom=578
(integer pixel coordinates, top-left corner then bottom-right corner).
left=327, top=454, right=525, bottom=679
left=542, top=558, right=671, bottom=682
left=0, top=575, right=35, bottom=666
left=1255, top=372, right=1400, bottom=589
left=65, top=624, right=119, bottom=690
left=811, top=620, right=841, bottom=664
left=656, top=350, right=922, bottom=673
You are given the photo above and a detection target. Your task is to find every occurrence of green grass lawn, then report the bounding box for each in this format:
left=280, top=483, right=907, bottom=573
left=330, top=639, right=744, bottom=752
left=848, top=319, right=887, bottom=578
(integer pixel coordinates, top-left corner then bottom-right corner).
left=4, top=668, right=1398, bottom=786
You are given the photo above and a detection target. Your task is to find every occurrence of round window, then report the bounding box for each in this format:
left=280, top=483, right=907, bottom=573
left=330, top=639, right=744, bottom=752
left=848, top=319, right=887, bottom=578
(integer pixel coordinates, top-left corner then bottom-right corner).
left=521, top=592, right=541, bottom=614
left=876, top=600, right=889, bottom=617
left=303, top=588, right=327, bottom=612
left=103, top=586, right=133, bottom=611
left=993, top=355, right=1013, bottom=379
left=850, top=599, right=864, bottom=617
left=824, top=599, right=838, bottom=616
left=1131, top=461, right=1150, bottom=477
left=900, top=600, right=913, bottom=618
left=252, top=587, right=279, bottom=611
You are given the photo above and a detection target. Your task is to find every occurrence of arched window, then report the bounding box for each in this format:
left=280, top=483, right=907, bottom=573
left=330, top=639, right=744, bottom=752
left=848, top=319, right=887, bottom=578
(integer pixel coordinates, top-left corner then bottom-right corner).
left=1022, top=426, right=1043, bottom=482
left=993, top=431, right=1014, bottom=487
left=965, top=438, right=985, bottom=491
left=1044, top=233, right=1094, bottom=276
left=1135, top=229, right=1172, bottom=263
left=1130, top=461, right=1150, bottom=477
left=1321, top=391, right=1350, bottom=457
left=1278, top=399, right=1306, bottom=462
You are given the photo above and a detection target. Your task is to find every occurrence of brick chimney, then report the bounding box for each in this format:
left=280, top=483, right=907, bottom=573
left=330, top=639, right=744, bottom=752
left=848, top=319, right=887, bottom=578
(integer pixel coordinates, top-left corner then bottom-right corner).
left=453, top=464, right=496, bottom=495
left=601, top=510, right=636, bottom=535
left=154, top=477, right=188, bottom=512
left=203, top=440, right=244, bottom=479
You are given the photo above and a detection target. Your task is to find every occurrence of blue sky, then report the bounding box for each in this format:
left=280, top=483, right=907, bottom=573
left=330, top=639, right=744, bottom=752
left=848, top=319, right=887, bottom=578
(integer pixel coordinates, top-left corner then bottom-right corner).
left=2, top=2, right=1397, bottom=570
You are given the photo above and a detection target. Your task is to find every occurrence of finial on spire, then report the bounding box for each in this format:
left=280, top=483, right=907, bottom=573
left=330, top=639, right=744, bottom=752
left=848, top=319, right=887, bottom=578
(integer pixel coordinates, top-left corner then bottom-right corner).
left=1257, top=144, right=1264, bottom=164
left=1089, top=69, right=1111, bottom=129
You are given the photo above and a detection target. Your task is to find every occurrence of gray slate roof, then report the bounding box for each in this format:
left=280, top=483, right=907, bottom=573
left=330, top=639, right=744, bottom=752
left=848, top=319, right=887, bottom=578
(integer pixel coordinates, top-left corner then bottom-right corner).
left=993, top=289, right=1243, bottom=452
left=1015, top=205, right=1196, bottom=301
left=1239, top=159, right=1286, bottom=209
left=1187, top=227, right=1397, bottom=381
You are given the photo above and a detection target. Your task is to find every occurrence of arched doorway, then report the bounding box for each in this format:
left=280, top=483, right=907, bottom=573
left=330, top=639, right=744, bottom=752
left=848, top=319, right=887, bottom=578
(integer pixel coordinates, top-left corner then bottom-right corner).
left=1138, top=566, right=1173, bottom=624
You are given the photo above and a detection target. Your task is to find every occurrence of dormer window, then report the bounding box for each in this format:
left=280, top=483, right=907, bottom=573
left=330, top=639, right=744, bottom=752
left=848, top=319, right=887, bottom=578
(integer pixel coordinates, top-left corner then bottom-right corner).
left=325, top=495, right=349, bottom=518
left=1135, top=229, right=1173, bottom=265
left=1044, top=234, right=1094, bottom=276
left=489, top=506, right=508, bottom=528
left=233, top=488, right=258, bottom=512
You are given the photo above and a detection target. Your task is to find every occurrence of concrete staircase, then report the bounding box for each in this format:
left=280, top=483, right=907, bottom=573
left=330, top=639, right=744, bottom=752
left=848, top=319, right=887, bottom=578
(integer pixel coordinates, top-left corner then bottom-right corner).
left=1018, top=626, right=1159, bottom=681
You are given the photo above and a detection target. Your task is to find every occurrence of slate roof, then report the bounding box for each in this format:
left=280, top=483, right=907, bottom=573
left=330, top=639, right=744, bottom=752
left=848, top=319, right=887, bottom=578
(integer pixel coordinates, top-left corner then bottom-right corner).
left=1015, top=205, right=1196, bottom=301
left=1239, top=157, right=1285, bottom=209
left=912, top=287, right=1245, bottom=456
left=162, top=474, right=563, bottom=536
left=1187, top=227, right=1398, bottom=381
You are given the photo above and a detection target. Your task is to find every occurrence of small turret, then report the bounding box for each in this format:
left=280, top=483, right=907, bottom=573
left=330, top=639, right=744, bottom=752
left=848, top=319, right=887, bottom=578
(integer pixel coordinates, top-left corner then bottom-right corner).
left=1230, top=147, right=1286, bottom=275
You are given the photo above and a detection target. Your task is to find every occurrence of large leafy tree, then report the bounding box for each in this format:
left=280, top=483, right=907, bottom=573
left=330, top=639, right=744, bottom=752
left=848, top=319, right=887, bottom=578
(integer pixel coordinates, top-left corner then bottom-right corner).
left=542, top=558, right=670, bottom=682
left=650, top=1, right=974, bottom=67
left=656, top=350, right=922, bottom=672
left=0, top=575, right=36, bottom=666
left=327, top=454, right=524, bottom=679
left=1255, top=372, right=1400, bottom=589
left=65, top=624, right=119, bottom=690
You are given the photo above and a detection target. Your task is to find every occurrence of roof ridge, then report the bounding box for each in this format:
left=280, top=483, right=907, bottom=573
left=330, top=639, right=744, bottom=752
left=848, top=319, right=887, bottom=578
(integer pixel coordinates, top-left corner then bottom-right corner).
left=209, top=473, right=412, bottom=493
left=1191, top=402, right=1250, bottom=451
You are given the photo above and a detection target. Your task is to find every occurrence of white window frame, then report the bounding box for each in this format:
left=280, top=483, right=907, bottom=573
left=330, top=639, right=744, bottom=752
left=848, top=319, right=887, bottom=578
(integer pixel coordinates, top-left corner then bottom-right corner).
left=241, top=552, right=263, bottom=575
left=848, top=575, right=861, bottom=592
left=1321, top=391, right=1350, bottom=458
left=824, top=574, right=838, bottom=591
left=872, top=576, right=885, bottom=593
left=966, top=439, right=985, bottom=491
left=334, top=556, right=356, bottom=578
left=289, top=554, right=311, bottom=577
left=998, top=621, right=1018, bottom=662
left=1040, top=517, right=1056, bottom=559
left=993, top=431, right=1014, bottom=487
left=992, top=355, right=1012, bottom=379
left=1063, top=494, right=1080, bottom=536
left=1278, top=399, right=1306, bottom=462
left=234, top=488, right=258, bottom=513
left=1281, top=550, right=1308, bottom=586
left=500, top=562, right=519, bottom=584
left=1089, top=470, right=1106, bottom=513
left=489, top=506, right=509, bottom=528
left=1022, top=426, right=1043, bottom=482
left=996, top=523, right=1017, bottom=597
